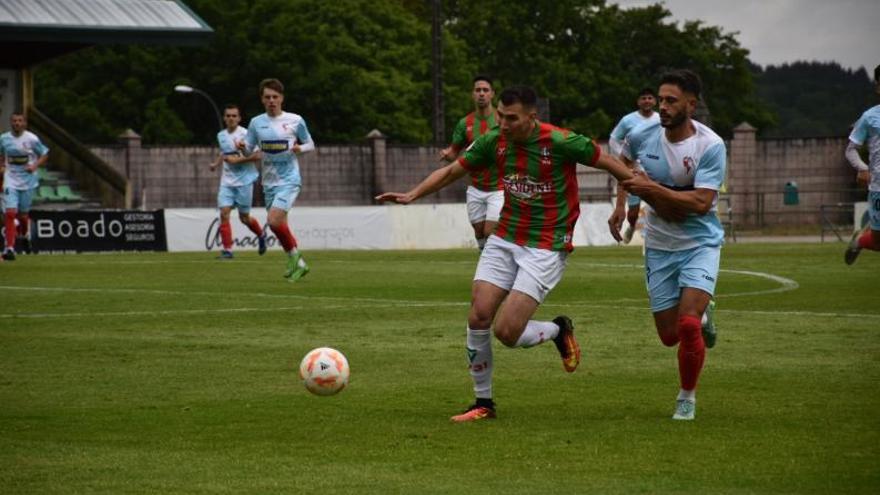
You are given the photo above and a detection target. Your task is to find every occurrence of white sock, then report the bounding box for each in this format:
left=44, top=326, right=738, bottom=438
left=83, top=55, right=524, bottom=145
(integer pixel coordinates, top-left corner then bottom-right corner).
left=677, top=388, right=696, bottom=402
left=466, top=326, right=493, bottom=399
left=514, top=320, right=560, bottom=348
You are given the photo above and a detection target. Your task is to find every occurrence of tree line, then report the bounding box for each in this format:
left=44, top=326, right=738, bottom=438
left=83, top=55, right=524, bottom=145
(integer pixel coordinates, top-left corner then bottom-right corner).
left=33, top=0, right=873, bottom=146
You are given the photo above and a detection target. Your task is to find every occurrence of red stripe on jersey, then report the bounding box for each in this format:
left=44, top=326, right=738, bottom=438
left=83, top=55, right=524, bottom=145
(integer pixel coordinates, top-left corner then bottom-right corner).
left=477, top=117, right=492, bottom=190
left=494, top=133, right=511, bottom=240
left=512, top=139, right=532, bottom=246
left=465, top=113, right=476, bottom=144
left=536, top=125, right=557, bottom=250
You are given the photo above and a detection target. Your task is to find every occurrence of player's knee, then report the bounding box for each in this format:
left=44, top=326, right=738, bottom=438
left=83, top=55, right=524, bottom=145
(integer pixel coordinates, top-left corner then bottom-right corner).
left=467, top=311, right=493, bottom=332
left=238, top=213, right=250, bottom=224
left=677, top=314, right=703, bottom=347
left=492, top=323, right=519, bottom=348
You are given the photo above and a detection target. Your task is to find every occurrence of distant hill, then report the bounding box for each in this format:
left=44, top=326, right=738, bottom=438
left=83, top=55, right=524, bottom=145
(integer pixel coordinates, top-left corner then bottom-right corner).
left=753, top=61, right=876, bottom=138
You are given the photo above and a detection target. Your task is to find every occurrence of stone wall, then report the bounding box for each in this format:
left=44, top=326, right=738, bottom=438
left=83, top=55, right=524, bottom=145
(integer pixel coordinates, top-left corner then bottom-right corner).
left=726, top=123, right=861, bottom=227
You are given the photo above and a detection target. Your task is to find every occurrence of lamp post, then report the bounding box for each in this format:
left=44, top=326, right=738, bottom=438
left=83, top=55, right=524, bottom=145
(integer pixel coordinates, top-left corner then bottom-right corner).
left=174, top=84, right=223, bottom=131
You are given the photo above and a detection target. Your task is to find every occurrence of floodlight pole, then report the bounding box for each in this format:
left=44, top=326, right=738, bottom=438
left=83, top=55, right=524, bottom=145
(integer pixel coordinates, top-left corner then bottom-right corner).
left=174, top=84, right=223, bottom=131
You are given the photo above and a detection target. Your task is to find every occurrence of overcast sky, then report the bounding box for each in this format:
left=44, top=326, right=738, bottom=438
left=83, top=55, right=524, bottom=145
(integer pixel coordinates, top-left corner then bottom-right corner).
left=612, top=0, right=879, bottom=72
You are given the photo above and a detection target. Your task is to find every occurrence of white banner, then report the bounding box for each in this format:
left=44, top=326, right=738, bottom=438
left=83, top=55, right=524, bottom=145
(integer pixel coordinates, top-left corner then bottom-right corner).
left=163, top=202, right=619, bottom=252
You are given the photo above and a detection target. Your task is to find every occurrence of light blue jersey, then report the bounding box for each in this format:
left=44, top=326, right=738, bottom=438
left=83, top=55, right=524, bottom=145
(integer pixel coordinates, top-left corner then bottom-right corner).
left=216, top=126, right=258, bottom=187
left=1, top=130, right=48, bottom=190
left=848, top=104, right=880, bottom=192
left=244, top=111, right=314, bottom=188
left=623, top=120, right=726, bottom=251
left=609, top=110, right=659, bottom=156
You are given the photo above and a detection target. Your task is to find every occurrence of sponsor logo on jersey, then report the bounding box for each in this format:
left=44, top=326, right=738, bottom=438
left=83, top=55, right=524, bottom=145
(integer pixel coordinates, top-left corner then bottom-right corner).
left=260, top=140, right=289, bottom=154
left=504, top=173, right=553, bottom=202
left=683, top=156, right=695, bottom=174
left=646, top=154, right=660, bottom=160
left=8, top=155, right=28, bottom=165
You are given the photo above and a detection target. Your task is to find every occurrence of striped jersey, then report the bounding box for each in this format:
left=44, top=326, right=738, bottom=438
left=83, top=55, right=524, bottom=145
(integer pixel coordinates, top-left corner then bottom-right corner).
left=243, top=111, right=314, bottom=187
left=1, top=130, right=48, bottom=190
left=622, top=120, right=726, bottom=251
left=458, top=121, right=601, bottom=252
left=848, top=104, right=880, bottom=192
left=451, top=111, right=502, bottom=191
left=216, top=126, right=258, bottom=187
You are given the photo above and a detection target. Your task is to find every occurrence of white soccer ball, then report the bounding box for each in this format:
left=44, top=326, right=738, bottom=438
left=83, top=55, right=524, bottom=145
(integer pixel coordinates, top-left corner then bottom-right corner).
left=299, top=347, right=350, bottom=396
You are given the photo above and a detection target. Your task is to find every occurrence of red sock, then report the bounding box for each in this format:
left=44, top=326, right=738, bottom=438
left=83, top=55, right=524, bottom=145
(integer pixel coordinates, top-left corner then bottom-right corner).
left=219, top=221, right=233, bottom=250
left=857, top=230, right=876, bottom=250
left=17, top=213, right=29, bottom=237
left=677, top=314, right=705, bottom=391
left=4, top=211, right=16, bottom=249
left=269, top=223, right=297, bottom=252
left=245, top=217, right=263, bottom=236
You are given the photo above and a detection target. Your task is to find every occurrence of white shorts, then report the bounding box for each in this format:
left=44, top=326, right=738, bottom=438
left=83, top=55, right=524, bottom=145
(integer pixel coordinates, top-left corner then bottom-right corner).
left=473, top=235, right=568, bottom=303
left=466, top=186, right=505, bottom=224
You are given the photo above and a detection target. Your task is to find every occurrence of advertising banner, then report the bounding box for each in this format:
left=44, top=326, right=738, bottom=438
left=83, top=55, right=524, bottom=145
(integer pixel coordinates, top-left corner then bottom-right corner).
left=27, top=210, right=167, bottom=253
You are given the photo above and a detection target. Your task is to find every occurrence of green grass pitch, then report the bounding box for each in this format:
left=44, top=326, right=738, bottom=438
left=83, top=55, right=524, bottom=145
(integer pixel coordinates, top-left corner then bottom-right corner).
left=1, top=244, right=877, bottom=494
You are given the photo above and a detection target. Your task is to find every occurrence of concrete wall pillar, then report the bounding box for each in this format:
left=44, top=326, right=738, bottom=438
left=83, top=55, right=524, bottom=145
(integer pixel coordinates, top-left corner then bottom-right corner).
left=367, top=129, right=386, bottom=203
left=119, top=129, right=144, bottom=208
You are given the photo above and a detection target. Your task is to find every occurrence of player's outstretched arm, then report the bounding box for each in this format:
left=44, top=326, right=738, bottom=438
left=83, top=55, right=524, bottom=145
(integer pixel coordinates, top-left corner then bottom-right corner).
left=621, top=172, right=714, bottom=222
left=605, top=154, right=635, bottom=242
left=375, top=161, right=468, bottom=204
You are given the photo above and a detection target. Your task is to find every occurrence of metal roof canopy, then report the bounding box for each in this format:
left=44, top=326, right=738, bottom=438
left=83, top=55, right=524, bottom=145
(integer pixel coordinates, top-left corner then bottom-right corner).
left=0, top=0, right=213, bottom=67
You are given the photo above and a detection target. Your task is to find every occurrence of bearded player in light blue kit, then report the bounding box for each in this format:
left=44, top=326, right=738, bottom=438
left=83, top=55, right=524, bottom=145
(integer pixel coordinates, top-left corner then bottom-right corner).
left=210, top=104, right=267, bottom=260
left=1, top=112, right=49, bottom=261
left=240, top=78, right=315, bottom=281
left=608, top=70, right=725, bottom=421
left=609, top=87, right=660, bottom=244
left=843, top=63, right=880, bottom=265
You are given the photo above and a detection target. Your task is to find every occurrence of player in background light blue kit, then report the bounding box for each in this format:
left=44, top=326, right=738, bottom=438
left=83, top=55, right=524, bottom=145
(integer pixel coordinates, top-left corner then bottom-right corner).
left=240, top=78, right=315, bottom=281
left=210, top=104, right=266, bottom=260
left=608, top=70, right=724, bottom=421
left=609, top=88, right=660, bottom=244
left=1, top=112, right=49, bottom=261
left=843, top=64, right=880, bottom=265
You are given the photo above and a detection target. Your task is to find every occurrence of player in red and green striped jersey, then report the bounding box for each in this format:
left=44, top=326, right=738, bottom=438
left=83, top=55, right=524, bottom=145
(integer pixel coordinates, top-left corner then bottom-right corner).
left=440, top=75, right=503, bottom=250
left=377, top=86, right=640, bottom=422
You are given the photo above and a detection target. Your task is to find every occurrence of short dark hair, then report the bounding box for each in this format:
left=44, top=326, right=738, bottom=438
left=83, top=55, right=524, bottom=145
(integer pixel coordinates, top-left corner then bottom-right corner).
left=638, top=87, right=656, bottom=97
left=660, top=69, right=702, bottom=98
left=473, top=74, right=493, bottom=86
left=874, top=64, right=880, bottom=84
left=223, top=104, right=240, bottom=113
left=259, top=78, right=284, bottom=95
left=499, top=85, right=537, bottom=109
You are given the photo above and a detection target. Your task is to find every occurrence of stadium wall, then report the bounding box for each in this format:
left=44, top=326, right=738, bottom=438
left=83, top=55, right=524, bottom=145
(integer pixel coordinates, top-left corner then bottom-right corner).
left=163, top=203, right=619, bottom=252
left=89, top=125, right=863, bottom=228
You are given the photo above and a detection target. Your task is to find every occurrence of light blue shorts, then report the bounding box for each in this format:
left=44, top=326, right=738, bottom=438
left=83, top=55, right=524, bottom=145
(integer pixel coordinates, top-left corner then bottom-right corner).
left=869, top=191, right=880, bottom=230
left=217, top=184, right=255, bottom=213
left=263, top=183, right=301, bottom=212
left=4, top=187, right=35, bottom=212
left=645, top=245, right=721, bottom=313
left=627, top=194, right=641, bottom=208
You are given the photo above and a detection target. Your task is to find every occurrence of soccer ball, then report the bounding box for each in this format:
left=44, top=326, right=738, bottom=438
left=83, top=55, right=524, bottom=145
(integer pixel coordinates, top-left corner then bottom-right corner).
left=299, top=347, right=350, bottom=396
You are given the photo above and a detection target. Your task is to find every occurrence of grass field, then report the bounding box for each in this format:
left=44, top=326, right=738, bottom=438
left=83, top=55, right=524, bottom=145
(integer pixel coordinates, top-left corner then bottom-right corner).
left=1, top=243, right=878, bottom=494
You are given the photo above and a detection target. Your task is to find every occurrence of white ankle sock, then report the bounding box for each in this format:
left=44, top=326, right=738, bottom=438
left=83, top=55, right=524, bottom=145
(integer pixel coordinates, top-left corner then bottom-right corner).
left=514, top=320, right=559, bottom=348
